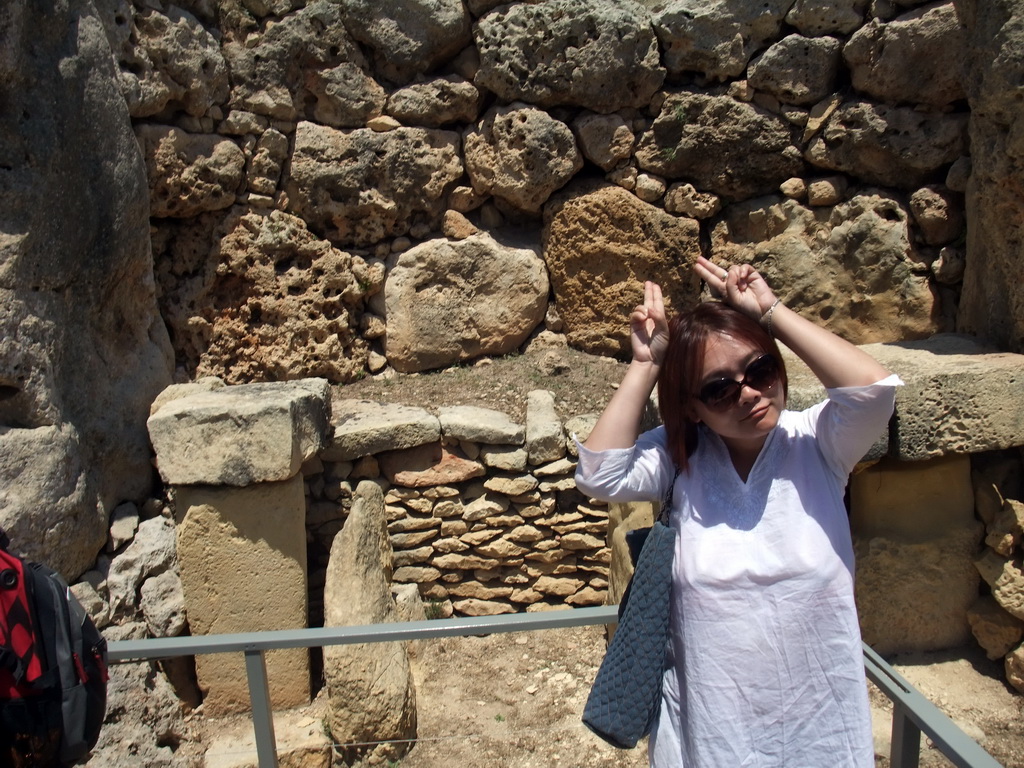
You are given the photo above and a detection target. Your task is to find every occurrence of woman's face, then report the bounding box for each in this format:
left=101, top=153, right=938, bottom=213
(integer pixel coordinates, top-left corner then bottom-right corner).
left=689, top=333, right=784, bottom=453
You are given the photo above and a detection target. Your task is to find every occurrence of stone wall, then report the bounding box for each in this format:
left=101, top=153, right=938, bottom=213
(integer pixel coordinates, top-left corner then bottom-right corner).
left=307, top=396, right=605, bottom=620
left=96, top=0, right=976, bottom=389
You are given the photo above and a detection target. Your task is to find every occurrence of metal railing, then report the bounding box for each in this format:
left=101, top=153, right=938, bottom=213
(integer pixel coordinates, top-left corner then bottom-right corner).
left=109, top=606, right=1004, bottom=768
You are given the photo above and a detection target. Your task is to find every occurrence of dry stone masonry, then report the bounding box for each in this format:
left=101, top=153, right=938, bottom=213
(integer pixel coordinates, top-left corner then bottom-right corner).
left=317, top=394, right=605, bottom=617
left=91, top=0, right=986, bottom=393
left=7, top=0, right=1024, bottom=761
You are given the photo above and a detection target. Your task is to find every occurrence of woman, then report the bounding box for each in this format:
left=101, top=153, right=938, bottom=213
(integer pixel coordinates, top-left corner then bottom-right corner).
left=576, top=256, right=901, bottom=767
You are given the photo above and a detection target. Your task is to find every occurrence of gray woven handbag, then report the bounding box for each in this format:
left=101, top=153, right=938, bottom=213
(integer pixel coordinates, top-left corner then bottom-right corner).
left=582, top=476, right=677, bottom=749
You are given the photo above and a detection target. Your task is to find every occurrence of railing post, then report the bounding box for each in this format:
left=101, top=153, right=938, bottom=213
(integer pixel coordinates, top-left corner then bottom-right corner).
left=244, top=648, right=279, bottom=768
left=891, top=702, right=922, bottom=768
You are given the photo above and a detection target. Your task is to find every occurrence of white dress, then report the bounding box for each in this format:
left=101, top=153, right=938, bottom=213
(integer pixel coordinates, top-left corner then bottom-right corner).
left=576, top=376, right=901, bottom=768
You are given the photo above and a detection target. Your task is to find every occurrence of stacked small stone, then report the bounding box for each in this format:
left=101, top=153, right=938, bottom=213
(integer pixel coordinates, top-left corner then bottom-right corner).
left=310, top=394, right=606, bottom=616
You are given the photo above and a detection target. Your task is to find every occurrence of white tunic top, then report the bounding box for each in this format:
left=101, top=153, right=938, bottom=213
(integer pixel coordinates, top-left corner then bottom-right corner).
left=576, top=376, right=901, bottom=768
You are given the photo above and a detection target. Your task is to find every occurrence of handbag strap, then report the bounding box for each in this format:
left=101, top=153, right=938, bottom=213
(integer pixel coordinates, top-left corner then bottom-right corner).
left=657, top=466, right=680, bottom=526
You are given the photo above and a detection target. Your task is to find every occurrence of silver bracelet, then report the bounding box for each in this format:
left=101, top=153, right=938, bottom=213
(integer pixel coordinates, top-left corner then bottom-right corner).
left=760, top=298, right=782, bottom=337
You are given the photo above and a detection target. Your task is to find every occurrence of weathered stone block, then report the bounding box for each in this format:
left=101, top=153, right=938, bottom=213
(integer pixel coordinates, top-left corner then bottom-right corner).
left=325, top=400, right=439, bottom=461
left=439, top=405, right=525, bottom=444
left=526, top=390, right=565, bottom=465
left=787, top=335, right=1024, bottom=460
left=148, top=379, right=330, bottom=486
left=851, top=455, right=982, bottom=654
left=871, top=336, right=1024, bottom=460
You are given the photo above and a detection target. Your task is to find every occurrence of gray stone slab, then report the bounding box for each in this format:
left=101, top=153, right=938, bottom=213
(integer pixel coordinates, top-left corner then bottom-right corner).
left=147, top=378, right=330, bottom=486
left=438, top=404, right=525, bottom=444
left=786, top=334, right=1024, bottom=461
left=325, top=400, right=440, bottom=461
left=526, top=389, right=565, bottom=464
left=870, top=335, right=1024, bottom=460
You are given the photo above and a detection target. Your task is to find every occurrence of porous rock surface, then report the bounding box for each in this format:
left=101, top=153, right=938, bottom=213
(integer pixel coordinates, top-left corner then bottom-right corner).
left=0, top=0, right=172, bottom=579
left=384, top=232, right=549, bottom=372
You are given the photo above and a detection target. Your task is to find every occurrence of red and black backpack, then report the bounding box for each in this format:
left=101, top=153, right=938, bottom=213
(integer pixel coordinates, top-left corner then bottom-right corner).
left=0, top=531, right=108, bottom=766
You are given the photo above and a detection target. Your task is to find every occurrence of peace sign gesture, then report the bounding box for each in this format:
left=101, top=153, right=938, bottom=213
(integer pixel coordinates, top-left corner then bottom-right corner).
left=630, top=280, right=670, bottom=366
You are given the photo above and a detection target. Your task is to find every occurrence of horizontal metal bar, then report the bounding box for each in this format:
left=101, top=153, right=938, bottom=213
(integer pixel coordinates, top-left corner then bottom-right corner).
left=108, top=604, right=620, bottom=662
left=863, top=643, right=1002, bottom=768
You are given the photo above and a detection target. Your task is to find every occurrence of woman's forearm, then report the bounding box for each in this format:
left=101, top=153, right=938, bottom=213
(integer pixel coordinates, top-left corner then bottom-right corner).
left=769, top=304, right=891, bottom=388
left=583, top=360, right=661, bottom=451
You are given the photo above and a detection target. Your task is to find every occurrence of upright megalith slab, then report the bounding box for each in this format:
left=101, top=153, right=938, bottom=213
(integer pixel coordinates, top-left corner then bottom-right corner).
left=0, top=0, right=174, bottom=580
left=323, top=481, right=416, bottom=765
left=147, top=378, right=332, bottom=715
left=174, top=478, right=309, bottom=715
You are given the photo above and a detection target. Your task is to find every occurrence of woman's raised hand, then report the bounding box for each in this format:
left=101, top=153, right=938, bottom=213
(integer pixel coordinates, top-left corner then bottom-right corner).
left=630, top=281, right=670, bottom=366
left=694, top=255, right=778, bottom=322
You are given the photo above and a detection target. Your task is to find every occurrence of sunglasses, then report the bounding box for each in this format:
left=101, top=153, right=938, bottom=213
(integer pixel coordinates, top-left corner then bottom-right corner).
left=697, top=354, right=780, bottom=412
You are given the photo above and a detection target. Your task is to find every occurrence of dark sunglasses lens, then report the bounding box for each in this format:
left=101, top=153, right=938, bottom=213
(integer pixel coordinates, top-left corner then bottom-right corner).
left=699, top=380, right=739, bottom=410
left=746, top=355, right=779, bottom=389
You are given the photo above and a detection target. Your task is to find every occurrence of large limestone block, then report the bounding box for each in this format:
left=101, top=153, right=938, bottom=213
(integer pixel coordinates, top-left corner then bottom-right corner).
left=0, top=425, right=94, bottom=580
left=652, top=0, right=793, bottom=80
left=387, top=75, right=483, bottom=128
left=968, top=595, right=1024, bottom=661
left=148, top=379, right=330, bottom=486
left=843, top=2, right=966, bottom=108
left=542, top=181, right=701, bottom=357
left=99, top=3, right=229, bottom=119
left=711, top=194, right=939, bottom=345
left=635, top=90, right=804, bottom=200
left=326, top=400, right=440, bottom=461
left=850, top=454, right=976, bottom=542
left=159, top=208, right=378, bottom=386
left=786, top=0, right=866, bottom=36
left=338, top=0, right=470, bottom=84
left=285, top=121, right=462, bottom=247
left=976, top=550, right=1024, bottom=623
left=384, top=233, right=548, bottom=372
left=748, top=34, right=842, bottom=106
left=474, top=0, right=665, bottom=112
left=463, top=103, right=583, bottom=213
left=135, top=125, right=245, bottom=218
left=221, top=1, right=383, bottom=126
left=323, top=482, right=416, bottom=765
left=805, top=100, right=967, bottom=188
left=175, top=477, right=309, bottom=715
left=851, top=455, right=982, bottom=654
left=865, top=336, right=1024, bottom=459
left=956, top=0, right=1024, bottom=353
left=0, top=0, right=173, bottom=579
left=855, top=527, right=981, bottom=654
left=438, top=405, right=524, bottom=445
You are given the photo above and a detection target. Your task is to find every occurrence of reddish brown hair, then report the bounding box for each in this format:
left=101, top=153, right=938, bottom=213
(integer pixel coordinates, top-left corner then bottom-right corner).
left=657, top=302, right=788, bottom=472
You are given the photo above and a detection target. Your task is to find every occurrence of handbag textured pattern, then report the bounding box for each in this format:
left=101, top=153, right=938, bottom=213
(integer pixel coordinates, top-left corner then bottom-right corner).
left=582, top=517, right=676, bottom=748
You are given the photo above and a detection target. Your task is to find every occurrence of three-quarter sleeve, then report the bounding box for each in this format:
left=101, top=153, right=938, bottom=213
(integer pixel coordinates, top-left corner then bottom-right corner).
left=574, top=426, right=675, bottom=503
left=813, top=373, right=903, bottom=479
